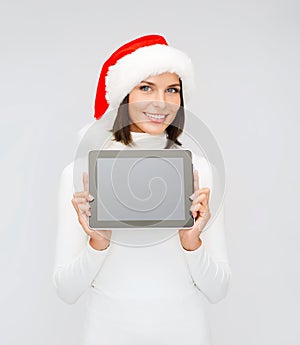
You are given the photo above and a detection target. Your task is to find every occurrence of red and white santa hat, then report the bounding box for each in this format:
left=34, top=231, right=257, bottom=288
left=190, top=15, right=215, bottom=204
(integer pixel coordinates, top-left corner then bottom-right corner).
left=94, top=34, right=195, bottom=120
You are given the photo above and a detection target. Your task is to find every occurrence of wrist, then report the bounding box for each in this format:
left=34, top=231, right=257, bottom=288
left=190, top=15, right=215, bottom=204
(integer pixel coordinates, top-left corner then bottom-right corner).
left=181, top=238, right=202, bottom=251
left=89, top=237, right=110, bottom=251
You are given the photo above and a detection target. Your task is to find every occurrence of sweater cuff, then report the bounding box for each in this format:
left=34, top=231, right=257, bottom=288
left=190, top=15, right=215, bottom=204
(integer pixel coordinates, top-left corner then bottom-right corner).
left=180, top=241, right=206, bottom=258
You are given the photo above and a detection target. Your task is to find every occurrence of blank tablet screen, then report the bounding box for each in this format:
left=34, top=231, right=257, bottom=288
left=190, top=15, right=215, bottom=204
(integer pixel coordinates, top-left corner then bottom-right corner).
left=97, top=157, right=185, bottom=221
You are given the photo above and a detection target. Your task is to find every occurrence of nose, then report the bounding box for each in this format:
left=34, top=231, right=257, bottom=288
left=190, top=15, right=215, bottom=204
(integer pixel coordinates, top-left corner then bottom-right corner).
left=152, top=90, right=167, bottom=109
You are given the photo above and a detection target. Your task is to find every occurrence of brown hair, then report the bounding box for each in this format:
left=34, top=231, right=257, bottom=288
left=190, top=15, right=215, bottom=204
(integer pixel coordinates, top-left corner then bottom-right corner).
left=109, top=79, right=185, bottom=149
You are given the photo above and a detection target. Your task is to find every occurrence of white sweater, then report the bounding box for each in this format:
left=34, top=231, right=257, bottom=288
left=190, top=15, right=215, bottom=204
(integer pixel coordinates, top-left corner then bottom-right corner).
left=53, top=131, right=231, bottom=345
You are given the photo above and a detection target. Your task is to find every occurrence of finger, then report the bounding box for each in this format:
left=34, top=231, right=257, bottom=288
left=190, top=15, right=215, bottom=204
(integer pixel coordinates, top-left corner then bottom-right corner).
left=78, top=203, right=91, bottom=213
left=78, top=213, right=93, bottom=235
left=191, top=200, right=208, bottom=216
left=192, top=188, right=210, bottom=203
left=189, top=181, right=202, bottom=201
left=75, top=196, right=90, bottom=204
left=194, top=213, right=210, bottom=232
left=207, top=187, right=211, bottom=203
left=192, top=189, right=203, bottom=206
left=193, top=203, right=207, bottom=214
left=189, top=190, right=196, bottom=202
left=196, top=201, right=210, bottom=213
left=190, top=203, right=199, bottom=218
left=74, top=191, right=90, bottom=200
left=193, top=169, right=199, bottom=191
left=71, top=197, right=81, bottom=215
left=195, top=193, right=208, bottom=207
left=191, top=189, right=202, bottom=204
left=83, top=172, right=89, bottom=192
left=77, top=201, right=91, bottom=217
left=75, top=202, right=93, bottom=232
left=72, top=197, right=90, bottom=216
left=199, top=187, right=210, bottom=196
left=72, top=198, right=93, bottom=235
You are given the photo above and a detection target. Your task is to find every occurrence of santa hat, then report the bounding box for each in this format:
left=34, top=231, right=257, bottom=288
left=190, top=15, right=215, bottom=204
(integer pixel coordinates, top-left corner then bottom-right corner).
left=94, top=34, right=195, bottom=120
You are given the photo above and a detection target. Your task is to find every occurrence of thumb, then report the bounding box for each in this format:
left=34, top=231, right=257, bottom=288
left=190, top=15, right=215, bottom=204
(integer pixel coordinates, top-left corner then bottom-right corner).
left=83, top=172, right=89, bottom=192
left=193, top=169, right=199, bottom=191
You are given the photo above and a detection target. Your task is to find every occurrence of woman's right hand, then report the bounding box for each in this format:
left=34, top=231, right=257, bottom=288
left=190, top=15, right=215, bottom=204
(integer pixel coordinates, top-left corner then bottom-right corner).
left=71, top=172, right=112, bottom=250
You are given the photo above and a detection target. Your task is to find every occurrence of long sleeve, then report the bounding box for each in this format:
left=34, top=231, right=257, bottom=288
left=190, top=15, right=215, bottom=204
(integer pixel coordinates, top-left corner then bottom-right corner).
left=52, top=162, right=111, bottom=305
left=181, top=153, right=231, bottom=304
left=181, top=204, right=231, bottom=304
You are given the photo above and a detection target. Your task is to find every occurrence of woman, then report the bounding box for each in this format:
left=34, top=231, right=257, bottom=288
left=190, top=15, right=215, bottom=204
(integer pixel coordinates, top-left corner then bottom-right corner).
left=53, top=34, right=231, bottom=345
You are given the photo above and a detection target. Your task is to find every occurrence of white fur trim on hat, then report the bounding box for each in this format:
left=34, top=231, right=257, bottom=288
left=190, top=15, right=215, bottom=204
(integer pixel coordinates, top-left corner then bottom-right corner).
left=105, top=44, right=195, bottom=109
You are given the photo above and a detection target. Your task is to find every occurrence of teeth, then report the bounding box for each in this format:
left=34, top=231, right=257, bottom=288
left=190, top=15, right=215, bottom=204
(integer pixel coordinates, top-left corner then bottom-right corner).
left=145, top=113, right=167, bottom=119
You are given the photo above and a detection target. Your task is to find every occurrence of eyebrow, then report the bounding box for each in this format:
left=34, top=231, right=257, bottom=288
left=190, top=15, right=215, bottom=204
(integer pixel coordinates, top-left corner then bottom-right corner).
left=140, top=80, right=181, bottom=88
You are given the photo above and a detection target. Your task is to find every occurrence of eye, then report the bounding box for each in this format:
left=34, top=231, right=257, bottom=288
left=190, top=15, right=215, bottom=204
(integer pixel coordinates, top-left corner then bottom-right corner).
left=139, top=85, right=152, bottom=91
left=166, top=87, right=180, bottom=93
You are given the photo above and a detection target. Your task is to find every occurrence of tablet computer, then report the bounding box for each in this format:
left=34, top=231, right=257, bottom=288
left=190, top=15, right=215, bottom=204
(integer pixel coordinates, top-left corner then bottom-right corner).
left=88, top=149, right=195, bottom=230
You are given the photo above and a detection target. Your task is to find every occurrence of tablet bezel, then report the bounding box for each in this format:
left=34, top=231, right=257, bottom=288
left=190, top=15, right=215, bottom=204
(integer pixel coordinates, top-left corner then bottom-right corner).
left=88, top=149, right=195, bottom=230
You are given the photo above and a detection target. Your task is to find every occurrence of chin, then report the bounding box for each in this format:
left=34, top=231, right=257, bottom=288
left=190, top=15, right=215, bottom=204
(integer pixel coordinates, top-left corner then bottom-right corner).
left=139, top=125, right=167, bottom=135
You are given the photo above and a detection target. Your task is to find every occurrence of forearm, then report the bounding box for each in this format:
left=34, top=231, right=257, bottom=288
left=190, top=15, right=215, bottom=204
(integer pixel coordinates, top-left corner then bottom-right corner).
left=182, top=244, right=231, bottom=303
left=53, top=240, right=110, bottom=304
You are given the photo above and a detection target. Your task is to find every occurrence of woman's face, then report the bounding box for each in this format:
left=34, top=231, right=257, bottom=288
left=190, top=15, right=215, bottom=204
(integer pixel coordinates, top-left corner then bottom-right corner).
left=128, top=72, right=181, bottom=134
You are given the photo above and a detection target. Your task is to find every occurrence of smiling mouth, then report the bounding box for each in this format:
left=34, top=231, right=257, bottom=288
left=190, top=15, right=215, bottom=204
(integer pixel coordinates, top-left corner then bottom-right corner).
left=143, top=112, right=168, bottom=123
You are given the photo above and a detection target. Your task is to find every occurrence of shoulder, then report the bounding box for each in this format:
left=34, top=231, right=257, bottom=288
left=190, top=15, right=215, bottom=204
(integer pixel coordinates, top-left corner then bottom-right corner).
left=173, top=143, right=212, bottom=188
left=61, top=162, right=74, bottom=177
left=58, top=162, right=74, bottom=195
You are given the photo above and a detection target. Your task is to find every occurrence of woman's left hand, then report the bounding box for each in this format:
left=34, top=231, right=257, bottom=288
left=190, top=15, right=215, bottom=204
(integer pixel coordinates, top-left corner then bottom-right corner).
left=178, top=169, right=211, bottom=251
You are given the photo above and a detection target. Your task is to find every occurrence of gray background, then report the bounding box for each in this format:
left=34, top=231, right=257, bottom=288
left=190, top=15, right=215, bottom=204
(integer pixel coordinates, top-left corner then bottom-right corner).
left=1, top=0, right=299, bottom=344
